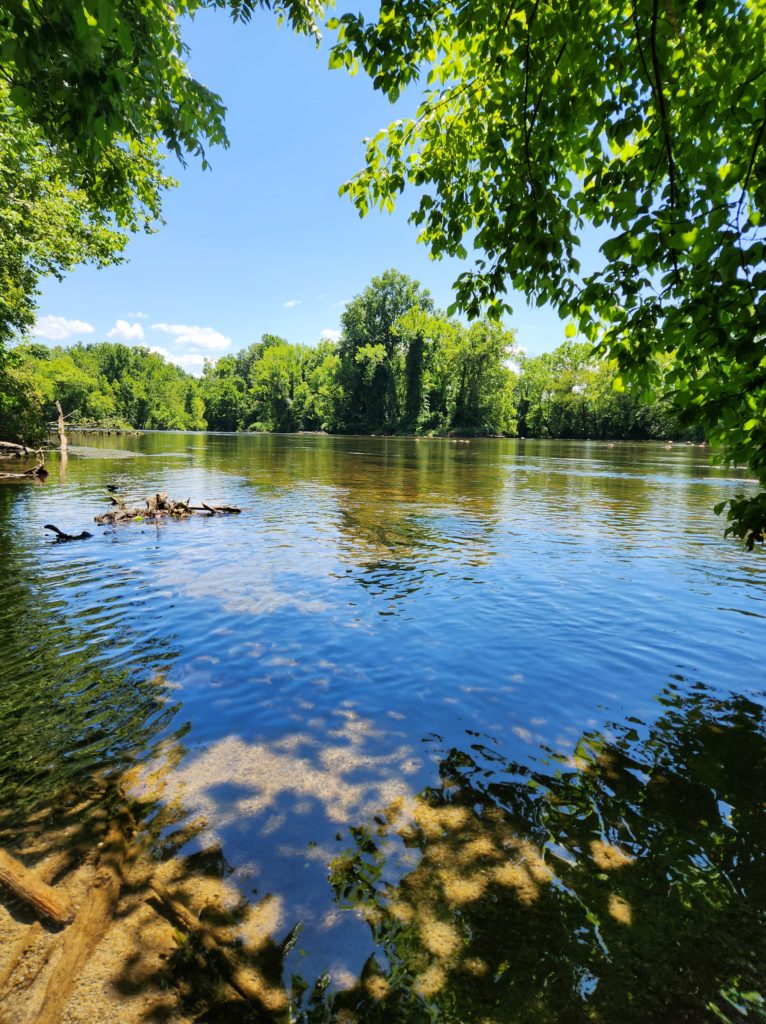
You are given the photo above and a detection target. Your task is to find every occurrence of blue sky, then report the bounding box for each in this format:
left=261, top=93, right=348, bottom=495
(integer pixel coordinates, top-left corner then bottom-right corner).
left=34, top=8, right=577, bottom=373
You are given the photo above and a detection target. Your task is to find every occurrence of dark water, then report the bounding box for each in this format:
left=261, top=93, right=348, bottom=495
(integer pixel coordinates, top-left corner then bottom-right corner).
left=1, top=433, right=765, bottom=1022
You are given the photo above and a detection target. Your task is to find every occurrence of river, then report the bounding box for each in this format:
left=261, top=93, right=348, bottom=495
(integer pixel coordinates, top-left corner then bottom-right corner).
left=0, top=432, right=764, bottom=1022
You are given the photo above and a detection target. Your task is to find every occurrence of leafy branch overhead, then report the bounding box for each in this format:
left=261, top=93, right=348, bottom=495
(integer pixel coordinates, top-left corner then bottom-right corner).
left=0, top=0, right=323, bottom=172
left=0, top=0, right=323, bottom=344
left=329, top=0, right=766, bottom=546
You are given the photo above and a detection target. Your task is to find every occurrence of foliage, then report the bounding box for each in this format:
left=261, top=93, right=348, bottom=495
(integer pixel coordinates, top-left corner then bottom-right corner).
left=330, top=1, right=766, bottom=545
left=517, top=341, right=700, bottom=441
left=0, top=347, right=47, bottom=444
left=0, top=0, right=322, bottom=368
left=0, top=342, right=207, bottom=440
left=1, top=272, right=705, bottom=443
left=200, top=355, right=249, bottom=432
left=0, top=0, right=322, bottom=212
left=0, top=104, right=141, bottom=345
left=337, top=269, right=435, bottom=431
left=196, top=273, right=519, bottom=436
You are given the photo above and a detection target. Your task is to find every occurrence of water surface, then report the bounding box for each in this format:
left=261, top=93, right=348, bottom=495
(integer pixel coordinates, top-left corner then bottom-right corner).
left=1, top=433, right=764, bottom=1022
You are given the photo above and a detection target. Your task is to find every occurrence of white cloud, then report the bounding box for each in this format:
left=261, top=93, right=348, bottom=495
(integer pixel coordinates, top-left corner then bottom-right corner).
left=151, top=323, right=231, bottom=351
left=127, top=311, right=149, bottom=319
left=108, top=319, right=145, bottom=342
left=149, top=346, right=207, bottom=376
left=320, top=328, right=341, bottom=342
left=33, top=315, right=95, bottom=341
left=283, top=299, right=301, bottom=309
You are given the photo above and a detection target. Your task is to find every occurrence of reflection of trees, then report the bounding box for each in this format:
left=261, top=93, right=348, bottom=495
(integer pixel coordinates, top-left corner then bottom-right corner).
left=0, top=497, right=182, bottom=827
left=330, top=439, right=506, bottom=602
left=310, top=685, right=766, bottom=1024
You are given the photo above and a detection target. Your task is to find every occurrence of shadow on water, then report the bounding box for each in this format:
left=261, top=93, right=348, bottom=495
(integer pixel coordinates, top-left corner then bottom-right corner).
left=307, top=682, right=766, bottom=1024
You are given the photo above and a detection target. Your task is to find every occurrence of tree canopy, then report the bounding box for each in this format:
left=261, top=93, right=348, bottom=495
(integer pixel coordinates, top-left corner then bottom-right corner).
left=329, top=0, right=766, bottom=545
left=0, top=0, right=323, bottom=346
left=0, top=0, right=322, bottom=174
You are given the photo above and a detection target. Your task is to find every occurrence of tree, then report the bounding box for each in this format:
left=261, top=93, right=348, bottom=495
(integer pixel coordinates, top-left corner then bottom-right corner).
left=330, top=1, right=766, bottom=545
left=0, top=0, right=322, bottom=377
left=0, top=0, right=321, bottom=209
left=250, top=340, right=308, bottom=431
left=0, top=105, right=137, bottom=345
left=201, top=355, right=248, bottom=431
left=450, top=320, right=517, bottom=434
left=337, top=268, right=434, bottom=431
left=3, top=341, right=209, bottom=437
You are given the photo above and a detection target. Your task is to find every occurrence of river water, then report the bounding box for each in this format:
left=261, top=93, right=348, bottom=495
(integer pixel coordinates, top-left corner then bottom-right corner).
left=0, top=433, right=764, bottom=1022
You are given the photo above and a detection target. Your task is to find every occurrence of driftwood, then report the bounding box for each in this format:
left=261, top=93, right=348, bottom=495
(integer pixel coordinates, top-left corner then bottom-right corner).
left=21, top=817, right=129, bottom=1024
left=0, top=844, right=86, bottom=1008
left=95, top=492, right=241, bottom=525
left=0, top=459, right=47, bottom=481
left=0, top=922, right=43, bottom=997
left=198, top=502, right=242, bottom=515
left=44, top=524, right=93, bottom=543
left=0, top=850, right=74, bottom=926
left=0, top=441, right=28, bottom=459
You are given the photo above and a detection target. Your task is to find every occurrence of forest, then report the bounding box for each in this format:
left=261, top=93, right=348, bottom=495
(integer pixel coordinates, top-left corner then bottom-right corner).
left=1, top=269, right=699, bottom=444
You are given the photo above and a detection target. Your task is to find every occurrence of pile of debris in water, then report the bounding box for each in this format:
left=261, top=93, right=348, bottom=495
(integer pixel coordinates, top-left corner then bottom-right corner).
left=0, top=441, right=48, bottom=480
left=95, top=491, right=241, bottom=525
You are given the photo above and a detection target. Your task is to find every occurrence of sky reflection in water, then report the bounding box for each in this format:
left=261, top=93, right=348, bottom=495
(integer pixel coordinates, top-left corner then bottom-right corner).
left=0, top=433, right=764, bottom=1022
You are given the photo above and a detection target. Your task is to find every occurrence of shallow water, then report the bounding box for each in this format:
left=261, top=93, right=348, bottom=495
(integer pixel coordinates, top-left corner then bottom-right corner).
left=1, top=433, right=764, bottom=1022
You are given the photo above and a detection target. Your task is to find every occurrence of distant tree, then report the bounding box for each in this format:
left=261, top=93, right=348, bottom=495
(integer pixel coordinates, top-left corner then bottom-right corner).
left=337, top=269, right=434, bottom=431
left=201, top=356, right=247, bottom=431
left=515, top=342, right=701, bottom=441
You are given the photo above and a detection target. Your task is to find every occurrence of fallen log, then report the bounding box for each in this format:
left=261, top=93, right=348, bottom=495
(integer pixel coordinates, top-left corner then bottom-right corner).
left=0, top=849, right=74, bottom=926
left=44, top=524, right=93, bottom=543
left=23, top=817, right=129, bottom=1024
left=0, top=460, right=47, bottom=481
left=0, top=923, right=43, bottom=997
left=198, top=502, right=242, bottom=514
left=0, top=845, right=85, bottom=1012
left=0, top=441, right=27, bottom=458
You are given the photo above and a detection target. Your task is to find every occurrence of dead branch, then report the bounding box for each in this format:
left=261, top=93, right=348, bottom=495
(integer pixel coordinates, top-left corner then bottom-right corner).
left=24, top=817, right=129, bottom=1024
left=44, top=525, right=93, bottom=543
left=0, top=850, right=74, bottom=926
left=95, top=493, right=241, bottom=525
left=0, top=923, right=43, bottom=997
left=0, top=459, right=47, bottom=481
left=0, top=441, right=27, bottom=459
left=54, top=402, right=68, bottom=455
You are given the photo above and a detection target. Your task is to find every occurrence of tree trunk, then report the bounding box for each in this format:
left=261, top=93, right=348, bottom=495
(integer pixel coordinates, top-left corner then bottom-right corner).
left=54, top=402, right=67, bottom=454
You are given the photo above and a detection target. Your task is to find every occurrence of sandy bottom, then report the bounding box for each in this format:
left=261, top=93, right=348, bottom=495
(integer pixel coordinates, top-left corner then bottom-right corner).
left=0, top=788, right=289, bottom=1024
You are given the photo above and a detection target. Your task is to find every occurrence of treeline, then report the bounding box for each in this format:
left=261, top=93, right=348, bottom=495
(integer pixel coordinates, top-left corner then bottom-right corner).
left=196, top=269, right=701, bottom=441
left=516, top=342, right=703, bottom=442
left=202, top=270, right=516, bottom=435
left=0, top=341, right=205, bottom=440
left=1, top=269, right=700, bottom=443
